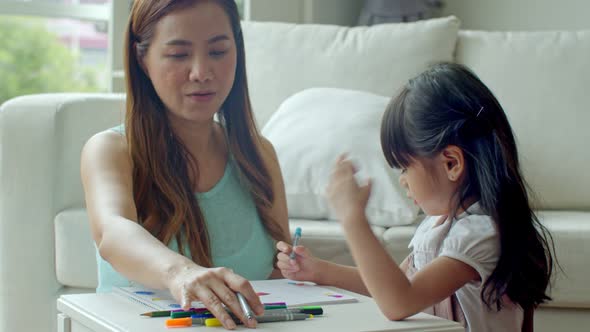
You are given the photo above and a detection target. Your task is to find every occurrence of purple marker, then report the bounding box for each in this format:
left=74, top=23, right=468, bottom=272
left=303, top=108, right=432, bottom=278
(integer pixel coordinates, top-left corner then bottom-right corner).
left=264, top=302, right=287, bottom=306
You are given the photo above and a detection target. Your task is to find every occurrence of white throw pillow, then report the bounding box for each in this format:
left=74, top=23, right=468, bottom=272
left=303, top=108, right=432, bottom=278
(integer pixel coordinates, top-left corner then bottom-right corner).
left=262, top=88, right=420, bottom=227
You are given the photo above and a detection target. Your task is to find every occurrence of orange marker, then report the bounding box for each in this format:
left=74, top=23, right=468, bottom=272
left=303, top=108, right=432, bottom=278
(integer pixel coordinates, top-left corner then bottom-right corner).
left=165, top=317, right=209, bottom=327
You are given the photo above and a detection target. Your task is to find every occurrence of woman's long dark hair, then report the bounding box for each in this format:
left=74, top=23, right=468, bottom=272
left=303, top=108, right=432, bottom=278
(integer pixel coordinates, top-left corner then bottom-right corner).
left=124, top=0, right=287, bottom=266
left=381, top=62, right=555, bottom=310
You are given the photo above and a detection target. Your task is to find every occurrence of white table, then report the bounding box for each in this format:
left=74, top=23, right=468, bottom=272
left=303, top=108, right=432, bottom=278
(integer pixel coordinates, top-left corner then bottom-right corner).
left=57, top=288, right=464, bottom=332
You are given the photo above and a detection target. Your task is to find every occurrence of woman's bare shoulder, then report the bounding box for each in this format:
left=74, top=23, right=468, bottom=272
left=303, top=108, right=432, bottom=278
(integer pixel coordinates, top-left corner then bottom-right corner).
left=81, top=129, right=131, bottom=174
left=258, top=136, right=279, bottom=163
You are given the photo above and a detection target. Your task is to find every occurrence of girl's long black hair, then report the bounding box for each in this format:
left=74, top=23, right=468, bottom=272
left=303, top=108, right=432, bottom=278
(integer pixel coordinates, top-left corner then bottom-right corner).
left=381, top=62, right=555, bottom=310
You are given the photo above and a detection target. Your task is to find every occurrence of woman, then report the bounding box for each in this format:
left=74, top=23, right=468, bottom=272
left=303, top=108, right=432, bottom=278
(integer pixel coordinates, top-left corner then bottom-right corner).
left=81, top=0, right=290, bottom=329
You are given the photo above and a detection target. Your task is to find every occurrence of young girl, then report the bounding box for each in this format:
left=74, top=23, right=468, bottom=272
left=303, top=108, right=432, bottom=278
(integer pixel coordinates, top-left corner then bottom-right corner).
left=276, top=63, right=554, bottom=331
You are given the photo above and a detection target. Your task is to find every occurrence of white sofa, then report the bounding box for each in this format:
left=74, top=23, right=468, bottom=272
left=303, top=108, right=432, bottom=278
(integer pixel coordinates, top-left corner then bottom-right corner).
left=1, top=17, right=589, bottom=332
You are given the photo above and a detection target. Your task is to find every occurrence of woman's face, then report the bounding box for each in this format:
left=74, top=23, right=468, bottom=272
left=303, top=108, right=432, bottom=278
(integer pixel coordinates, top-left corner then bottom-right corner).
left=142, top=1, right=237, bottom=124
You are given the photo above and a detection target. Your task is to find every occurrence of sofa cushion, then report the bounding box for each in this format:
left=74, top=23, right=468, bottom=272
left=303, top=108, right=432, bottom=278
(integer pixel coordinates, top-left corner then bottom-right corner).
left=52, top=209, right=590, bottom=308
left=539, top=211, right=590, bottom=308
left=383, top=211, right=590, bottom=308
left=242, top=16, right=460, bottom=127
left=262, top=88, right=420, bottom=227
left=53, top=207, right=390, bottom=287
left=455, top=30, right=590, bottom=210
left=55, top=209, right=98, bottom=289
left=53, top=95, right=125, bottom=212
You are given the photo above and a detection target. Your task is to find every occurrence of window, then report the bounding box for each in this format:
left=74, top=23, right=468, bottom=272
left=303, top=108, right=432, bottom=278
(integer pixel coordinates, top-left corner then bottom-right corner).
left=235, top=0, right=245, bottom=19
left=0, top=0, right=112, bottom=104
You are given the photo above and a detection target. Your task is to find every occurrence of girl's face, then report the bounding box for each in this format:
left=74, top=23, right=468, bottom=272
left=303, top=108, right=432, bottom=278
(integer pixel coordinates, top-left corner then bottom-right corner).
left=398, top=155, right=458, bottom=216
left=142, top=1, right=237, bottom=125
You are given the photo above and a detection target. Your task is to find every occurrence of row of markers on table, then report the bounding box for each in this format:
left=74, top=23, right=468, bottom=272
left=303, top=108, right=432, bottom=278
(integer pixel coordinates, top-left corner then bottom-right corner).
left=140, top=302, right=323, bottom=327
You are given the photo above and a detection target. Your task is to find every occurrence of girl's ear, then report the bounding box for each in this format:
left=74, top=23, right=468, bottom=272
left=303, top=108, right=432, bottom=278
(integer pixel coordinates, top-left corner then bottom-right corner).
left=440, top=145, right=465, bottom=182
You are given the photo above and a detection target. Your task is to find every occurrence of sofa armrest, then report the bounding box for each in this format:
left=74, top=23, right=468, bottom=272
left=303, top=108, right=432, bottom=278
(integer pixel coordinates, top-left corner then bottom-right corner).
left=0, top=93, right=124, bottom=332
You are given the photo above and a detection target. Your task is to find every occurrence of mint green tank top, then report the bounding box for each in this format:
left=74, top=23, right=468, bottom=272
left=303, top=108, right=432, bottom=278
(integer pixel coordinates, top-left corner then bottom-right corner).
left=95, top=126, right=276, bottom=292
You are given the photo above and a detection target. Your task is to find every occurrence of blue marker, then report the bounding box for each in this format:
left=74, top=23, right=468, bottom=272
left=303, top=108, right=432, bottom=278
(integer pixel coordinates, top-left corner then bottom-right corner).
left=290, top=227, right=302, bottom=260
left=192, top=313, right=215, bottom=319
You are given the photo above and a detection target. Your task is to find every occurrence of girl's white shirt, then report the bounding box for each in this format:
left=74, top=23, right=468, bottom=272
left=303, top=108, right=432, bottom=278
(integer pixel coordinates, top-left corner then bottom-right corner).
left=409, top=202, right=524, bottom=332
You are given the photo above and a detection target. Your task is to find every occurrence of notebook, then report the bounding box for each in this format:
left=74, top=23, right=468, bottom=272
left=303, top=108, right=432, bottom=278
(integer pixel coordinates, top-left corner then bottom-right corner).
left=114, top=279, right=357, bottom=311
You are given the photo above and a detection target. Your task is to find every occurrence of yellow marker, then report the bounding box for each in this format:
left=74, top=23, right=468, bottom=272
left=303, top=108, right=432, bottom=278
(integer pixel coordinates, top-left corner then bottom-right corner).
left=205, top=318, right=223, bottom=327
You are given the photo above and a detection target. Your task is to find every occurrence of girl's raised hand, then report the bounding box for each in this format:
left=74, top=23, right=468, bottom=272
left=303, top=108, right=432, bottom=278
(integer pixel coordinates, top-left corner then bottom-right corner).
left=275, top=241, right=320, bottom=282
left=167, top=265, right=264, bottom=330
left=326, top=154, right=372, bottom=224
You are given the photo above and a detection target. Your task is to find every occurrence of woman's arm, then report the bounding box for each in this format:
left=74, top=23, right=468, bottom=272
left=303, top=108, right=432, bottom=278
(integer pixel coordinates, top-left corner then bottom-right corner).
left=81, top=130, right=192, bottom=289
left=81, top=131, right=261, bottom=329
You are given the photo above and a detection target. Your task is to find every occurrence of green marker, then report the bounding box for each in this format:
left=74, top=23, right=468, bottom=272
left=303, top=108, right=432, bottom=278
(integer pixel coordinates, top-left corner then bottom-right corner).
left=296, top=306, right=323, bottom=315
left=264, top=304, right=288, bottom=310
left=170, top=311, right=194, bottom=319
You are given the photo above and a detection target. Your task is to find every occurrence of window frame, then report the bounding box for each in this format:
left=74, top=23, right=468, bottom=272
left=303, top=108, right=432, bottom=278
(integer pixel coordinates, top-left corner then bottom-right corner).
left=0, top=1, right=110, bottom=22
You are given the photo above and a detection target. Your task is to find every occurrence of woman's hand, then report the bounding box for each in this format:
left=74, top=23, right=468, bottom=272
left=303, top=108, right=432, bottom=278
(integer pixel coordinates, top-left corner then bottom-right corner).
left=168, top=265, right=264, bottom=330
left=326, top=154, right=372, bottom=226
left=275, top=241, right=322, bottom=283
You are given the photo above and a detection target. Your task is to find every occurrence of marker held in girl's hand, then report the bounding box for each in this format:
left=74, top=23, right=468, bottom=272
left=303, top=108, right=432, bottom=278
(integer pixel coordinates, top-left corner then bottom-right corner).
left=290, top=227, right=302, bottom=260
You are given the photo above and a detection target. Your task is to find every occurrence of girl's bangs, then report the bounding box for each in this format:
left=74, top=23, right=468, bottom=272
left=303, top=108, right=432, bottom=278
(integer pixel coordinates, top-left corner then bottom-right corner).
left=381, top=89, right=414, bottom=170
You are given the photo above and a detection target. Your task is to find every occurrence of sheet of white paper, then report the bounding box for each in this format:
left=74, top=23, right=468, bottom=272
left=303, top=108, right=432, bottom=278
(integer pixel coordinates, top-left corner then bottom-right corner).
left=115, top=279, right=357, bottom=311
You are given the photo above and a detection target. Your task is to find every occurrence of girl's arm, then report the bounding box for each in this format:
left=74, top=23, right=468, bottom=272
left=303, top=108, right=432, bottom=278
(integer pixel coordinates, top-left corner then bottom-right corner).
left=275, top=240, right=409, bottom=297
left=314, top=258, right=369, bottom=296
left=327, top=155, right=478, bottom=320
left=276, top=240, right=370, bottom=295
left=81, top=131, right=261, bottom=329
left=341, top=212, right=478, bottom=320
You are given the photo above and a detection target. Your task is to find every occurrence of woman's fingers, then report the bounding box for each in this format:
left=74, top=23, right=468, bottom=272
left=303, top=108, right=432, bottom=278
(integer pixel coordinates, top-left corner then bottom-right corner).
left=221, top=268, right=264, bottom=317
left=193, top=286, right=237, bottom=330
left=180, top=284, right=197, bottom=311
left=207, top=276, right=256, bottom=328
left=179, top=267, right=262, bottom=329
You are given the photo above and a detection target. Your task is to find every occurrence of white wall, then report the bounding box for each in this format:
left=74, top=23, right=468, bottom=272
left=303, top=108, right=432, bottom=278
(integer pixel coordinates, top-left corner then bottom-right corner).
left=304, top=0, right=363, bottom=26
left=246, top=0, right=363, bottom=26
left=246, top=0, right=304, bottom=23
left=442, top=0, right=590, bottom=31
